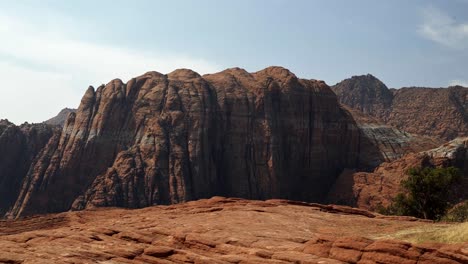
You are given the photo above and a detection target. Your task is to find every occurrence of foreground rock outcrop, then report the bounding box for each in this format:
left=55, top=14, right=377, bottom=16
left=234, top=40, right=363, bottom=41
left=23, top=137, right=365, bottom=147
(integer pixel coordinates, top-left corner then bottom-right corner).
left=0, top=197, right=466, bottom=264
left=327, top=137, right=468, bottom=210
left=3, top=67, right=366, bottom=218
left=332, top=75, right=468, bottom=140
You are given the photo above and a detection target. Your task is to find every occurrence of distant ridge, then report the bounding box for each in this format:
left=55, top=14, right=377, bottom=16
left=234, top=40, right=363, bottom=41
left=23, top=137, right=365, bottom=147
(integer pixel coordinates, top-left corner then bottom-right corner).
left=332, top=75, right=468, bottom=140
left=44, top=108, right=77, bottom=126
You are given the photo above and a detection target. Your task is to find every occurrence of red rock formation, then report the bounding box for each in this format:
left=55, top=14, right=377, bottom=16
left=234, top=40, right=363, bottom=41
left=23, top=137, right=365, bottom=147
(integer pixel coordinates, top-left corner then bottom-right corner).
left=327, top=137, right=468, bottom=210
left=332, top=75, right=468, bottom=140
left=4, top=67, right=365, bottom=218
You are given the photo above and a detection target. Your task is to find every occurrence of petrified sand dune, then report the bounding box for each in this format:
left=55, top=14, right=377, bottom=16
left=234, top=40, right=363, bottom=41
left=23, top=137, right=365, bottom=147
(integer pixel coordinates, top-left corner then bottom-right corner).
left=0, top=197, right=466, bottom=264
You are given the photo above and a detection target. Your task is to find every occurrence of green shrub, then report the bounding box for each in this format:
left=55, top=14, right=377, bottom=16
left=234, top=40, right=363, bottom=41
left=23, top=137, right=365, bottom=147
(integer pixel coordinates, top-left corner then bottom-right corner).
left=383, top=167, right=461, bottom=220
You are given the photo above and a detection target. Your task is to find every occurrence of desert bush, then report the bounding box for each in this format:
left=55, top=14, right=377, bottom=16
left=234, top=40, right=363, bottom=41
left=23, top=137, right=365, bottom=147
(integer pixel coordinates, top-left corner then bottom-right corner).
left=382, top=167, right=461, bottom=220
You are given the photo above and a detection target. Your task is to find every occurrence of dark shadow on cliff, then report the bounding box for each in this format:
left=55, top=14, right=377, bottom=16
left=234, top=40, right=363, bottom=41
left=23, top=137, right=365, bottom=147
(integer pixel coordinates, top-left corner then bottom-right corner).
left=325, top=105, right=386, bottom=207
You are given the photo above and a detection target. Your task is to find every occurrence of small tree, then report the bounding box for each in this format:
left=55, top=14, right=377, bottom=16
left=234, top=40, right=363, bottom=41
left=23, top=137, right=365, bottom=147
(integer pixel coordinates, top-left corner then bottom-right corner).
left=384, top=167, right=461, bottom=220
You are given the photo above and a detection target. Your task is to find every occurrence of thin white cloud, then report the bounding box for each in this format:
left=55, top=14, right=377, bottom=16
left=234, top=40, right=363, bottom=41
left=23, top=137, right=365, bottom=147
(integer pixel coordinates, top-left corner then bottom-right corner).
left=448, top=79, right=468, bottom=87
left=418, top=6, right=468, bottom=49
left=0, top=14, right=221, bottom=124
left=0, top=62, right=78, bottom=124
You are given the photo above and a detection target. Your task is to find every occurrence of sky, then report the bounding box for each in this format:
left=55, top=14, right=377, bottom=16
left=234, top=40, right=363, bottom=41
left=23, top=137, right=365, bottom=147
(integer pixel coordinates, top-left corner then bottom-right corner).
left=1, top=0, right=468, bottom=124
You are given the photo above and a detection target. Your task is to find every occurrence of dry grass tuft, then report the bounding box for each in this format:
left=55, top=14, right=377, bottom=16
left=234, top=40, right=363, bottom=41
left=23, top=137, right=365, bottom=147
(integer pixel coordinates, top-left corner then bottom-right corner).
left=377, top=222, right=468, bottom=244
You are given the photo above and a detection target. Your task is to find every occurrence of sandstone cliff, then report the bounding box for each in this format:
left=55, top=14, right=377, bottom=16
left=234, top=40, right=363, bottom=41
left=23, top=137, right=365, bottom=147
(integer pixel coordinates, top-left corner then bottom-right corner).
left=332, top=75, right=468, bottom=140
left=3, top=67, right=366, bottom=218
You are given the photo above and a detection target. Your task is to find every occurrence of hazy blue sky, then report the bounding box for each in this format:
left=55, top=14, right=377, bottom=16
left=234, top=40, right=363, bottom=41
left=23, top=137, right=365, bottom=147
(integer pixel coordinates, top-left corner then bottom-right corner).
left=1, top=0, right=468, bottom=124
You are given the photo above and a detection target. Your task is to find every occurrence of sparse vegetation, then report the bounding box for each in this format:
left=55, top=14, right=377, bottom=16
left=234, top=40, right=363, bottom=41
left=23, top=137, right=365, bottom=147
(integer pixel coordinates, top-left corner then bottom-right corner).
left=379, top=222, right=468, bottom=244
left=441, top=201, right=468, bottom=222
left=380, top=167, right=461, bottom=220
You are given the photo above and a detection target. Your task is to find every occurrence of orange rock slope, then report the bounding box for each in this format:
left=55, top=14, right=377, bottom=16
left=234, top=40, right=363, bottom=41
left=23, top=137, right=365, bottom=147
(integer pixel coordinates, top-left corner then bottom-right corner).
left=0, top=197, right=466, bottom=264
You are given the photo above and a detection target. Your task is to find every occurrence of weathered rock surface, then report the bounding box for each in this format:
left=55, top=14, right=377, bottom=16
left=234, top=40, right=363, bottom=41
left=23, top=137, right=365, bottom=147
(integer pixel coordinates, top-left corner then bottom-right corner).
left=0, top=120, right=58, bottom=216
left=332, top=75, right=468, bottom=140
left=0, top=197, right=465, bottom=264
left=327, top=137, right=468, bottom=210
left=3, top=67, right=367, bottom=218
left=343, top=107, right=442, bottom=169
left=44, top=108, right=77, bottom=126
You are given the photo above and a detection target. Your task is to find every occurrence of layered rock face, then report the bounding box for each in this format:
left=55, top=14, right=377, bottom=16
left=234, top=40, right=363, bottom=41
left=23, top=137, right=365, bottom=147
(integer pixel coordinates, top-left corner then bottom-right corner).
left=4, top=67, right=364, bottom=218
left=0, top=120, right=58, bottom=215
left=343, top=106, right=442, bottom=169
left=332, top=75, right=468, bottom=140
left=44, top=108, right=77, bottom=126
left=327, top=137, right=468, bottom=210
